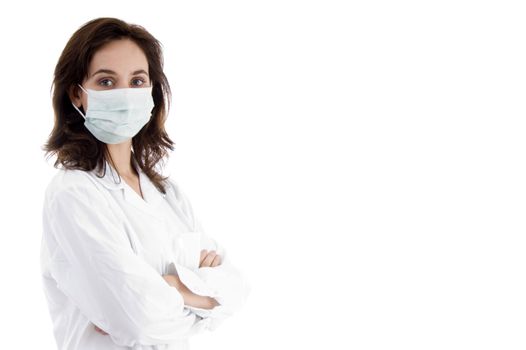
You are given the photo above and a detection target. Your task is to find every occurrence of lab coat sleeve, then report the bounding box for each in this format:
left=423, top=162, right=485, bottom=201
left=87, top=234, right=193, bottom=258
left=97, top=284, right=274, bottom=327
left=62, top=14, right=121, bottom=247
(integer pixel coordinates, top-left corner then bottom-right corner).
left=167, top=182, right=251, bottom=331
left=44, top=183, right=214, bottom=348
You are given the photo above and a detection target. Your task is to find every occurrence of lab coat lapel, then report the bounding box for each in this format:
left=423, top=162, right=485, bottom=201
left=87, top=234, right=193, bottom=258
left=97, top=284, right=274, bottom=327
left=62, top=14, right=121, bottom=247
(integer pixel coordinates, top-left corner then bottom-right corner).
left=121, top=163, right=166, bottom=222
left=94, top=158, right=166, bottom=222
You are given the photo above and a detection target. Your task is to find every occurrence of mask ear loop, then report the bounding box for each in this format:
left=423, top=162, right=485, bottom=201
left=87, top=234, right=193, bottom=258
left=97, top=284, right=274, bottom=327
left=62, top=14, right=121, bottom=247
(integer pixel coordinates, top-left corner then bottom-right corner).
left=71, top=84, right=88, bottom=119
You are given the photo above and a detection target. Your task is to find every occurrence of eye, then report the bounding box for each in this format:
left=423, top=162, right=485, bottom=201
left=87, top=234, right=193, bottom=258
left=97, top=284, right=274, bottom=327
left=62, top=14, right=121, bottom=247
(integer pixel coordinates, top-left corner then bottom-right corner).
left=98, top=78, right=114, bottom=87
left=132, top=78, right=147, bottom=87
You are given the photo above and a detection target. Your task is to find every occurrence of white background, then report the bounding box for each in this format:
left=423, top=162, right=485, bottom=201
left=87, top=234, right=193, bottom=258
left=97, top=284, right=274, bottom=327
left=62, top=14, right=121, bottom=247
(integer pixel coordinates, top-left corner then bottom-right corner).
left=0, top=0, right=525, bottom=349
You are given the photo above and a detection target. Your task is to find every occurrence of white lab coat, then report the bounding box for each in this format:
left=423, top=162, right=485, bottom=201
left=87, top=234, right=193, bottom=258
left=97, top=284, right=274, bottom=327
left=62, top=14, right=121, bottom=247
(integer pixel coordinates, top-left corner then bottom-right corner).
left=40, top=157, right=250, bottom=350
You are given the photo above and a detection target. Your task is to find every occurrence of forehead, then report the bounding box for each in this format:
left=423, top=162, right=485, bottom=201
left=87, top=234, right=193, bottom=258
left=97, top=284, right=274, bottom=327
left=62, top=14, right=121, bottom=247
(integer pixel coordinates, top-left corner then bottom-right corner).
left=88, top=39, right=148, bottom=75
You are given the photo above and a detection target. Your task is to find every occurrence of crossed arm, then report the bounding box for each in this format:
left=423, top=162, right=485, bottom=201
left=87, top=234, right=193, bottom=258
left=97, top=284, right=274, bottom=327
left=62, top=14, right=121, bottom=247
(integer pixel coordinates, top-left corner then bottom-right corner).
left=163, top=248, right=222, bottom=309
left=94, top=249, right=222, bottom=335
left=161, top=273, right=220, bottom=309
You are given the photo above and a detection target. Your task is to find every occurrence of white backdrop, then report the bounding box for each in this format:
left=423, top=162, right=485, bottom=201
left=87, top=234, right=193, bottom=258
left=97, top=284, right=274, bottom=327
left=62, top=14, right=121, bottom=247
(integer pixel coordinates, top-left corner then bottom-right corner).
left=0, top=0, right=525, bottom=349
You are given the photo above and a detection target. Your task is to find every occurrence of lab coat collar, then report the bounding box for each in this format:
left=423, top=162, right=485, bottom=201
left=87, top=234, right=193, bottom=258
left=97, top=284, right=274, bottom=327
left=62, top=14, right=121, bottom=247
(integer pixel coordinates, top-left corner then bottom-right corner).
left=91, top=159, right=125, bottom=191
left=90, top=156, right=137, bottom=191
left=89, top=156, right=167, bottom=221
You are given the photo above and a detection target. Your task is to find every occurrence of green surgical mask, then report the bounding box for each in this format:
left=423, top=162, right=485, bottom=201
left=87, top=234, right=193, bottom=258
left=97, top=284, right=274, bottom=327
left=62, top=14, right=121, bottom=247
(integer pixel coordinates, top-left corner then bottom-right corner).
left=71, top=84, right=155, bottom=144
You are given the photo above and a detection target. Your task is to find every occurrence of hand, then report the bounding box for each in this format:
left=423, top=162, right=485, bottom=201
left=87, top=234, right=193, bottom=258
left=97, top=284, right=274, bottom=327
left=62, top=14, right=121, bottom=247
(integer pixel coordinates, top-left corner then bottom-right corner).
left=162, top=273, right=219, bottom=309
left=199, top=249, right=222, bottom=268
left=94, top=324, right=108, bottom=335
left=162, top=273, right=184, bottom=290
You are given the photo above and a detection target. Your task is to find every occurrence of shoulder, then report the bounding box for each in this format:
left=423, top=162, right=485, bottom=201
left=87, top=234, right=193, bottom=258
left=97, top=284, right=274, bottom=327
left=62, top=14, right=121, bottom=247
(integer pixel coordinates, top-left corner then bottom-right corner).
left=44, top=168, right=108, bottom=208
left=164, top=176, right=182, bottom=200
left=164, top=177, right=193, bottom=206
left=163, top=177, right=197, bottom=218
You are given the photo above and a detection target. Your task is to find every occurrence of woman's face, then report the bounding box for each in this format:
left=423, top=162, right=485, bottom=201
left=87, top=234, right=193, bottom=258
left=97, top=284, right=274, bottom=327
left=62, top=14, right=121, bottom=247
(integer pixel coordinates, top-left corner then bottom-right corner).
left=70, top=38, right=151, bottom=111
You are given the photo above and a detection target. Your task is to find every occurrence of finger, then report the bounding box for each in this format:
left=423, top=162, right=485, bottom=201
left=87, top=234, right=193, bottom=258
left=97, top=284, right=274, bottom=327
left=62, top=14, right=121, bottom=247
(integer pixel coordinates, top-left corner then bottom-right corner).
left=202, top=251, right=217, bottom=267
left=199, top=249, right=208, bottom=267
left=211, top=254, right=222, bottom=267
left=200, top=249, right=208, bottom=261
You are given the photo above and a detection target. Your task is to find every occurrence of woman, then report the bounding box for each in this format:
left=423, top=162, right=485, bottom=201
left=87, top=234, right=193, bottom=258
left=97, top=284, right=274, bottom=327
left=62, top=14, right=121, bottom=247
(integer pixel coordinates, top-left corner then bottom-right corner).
left=41, top=17, right=250, bottom=350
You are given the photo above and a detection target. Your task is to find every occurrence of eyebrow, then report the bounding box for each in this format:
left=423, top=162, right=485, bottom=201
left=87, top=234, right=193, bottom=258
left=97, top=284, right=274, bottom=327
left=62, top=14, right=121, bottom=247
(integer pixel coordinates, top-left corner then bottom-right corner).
left=91, top=69, right=149, bottom=77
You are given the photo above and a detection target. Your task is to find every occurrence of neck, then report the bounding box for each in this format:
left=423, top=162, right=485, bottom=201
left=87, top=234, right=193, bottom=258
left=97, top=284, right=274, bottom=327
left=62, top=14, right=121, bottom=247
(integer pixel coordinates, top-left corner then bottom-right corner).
left=106, top=140, right=136, bottom=177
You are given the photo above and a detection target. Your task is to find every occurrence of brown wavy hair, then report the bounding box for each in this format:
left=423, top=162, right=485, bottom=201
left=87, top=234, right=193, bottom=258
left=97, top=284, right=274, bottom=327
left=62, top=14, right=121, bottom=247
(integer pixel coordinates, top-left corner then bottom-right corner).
left=42, top=17, right=175, bottom=194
